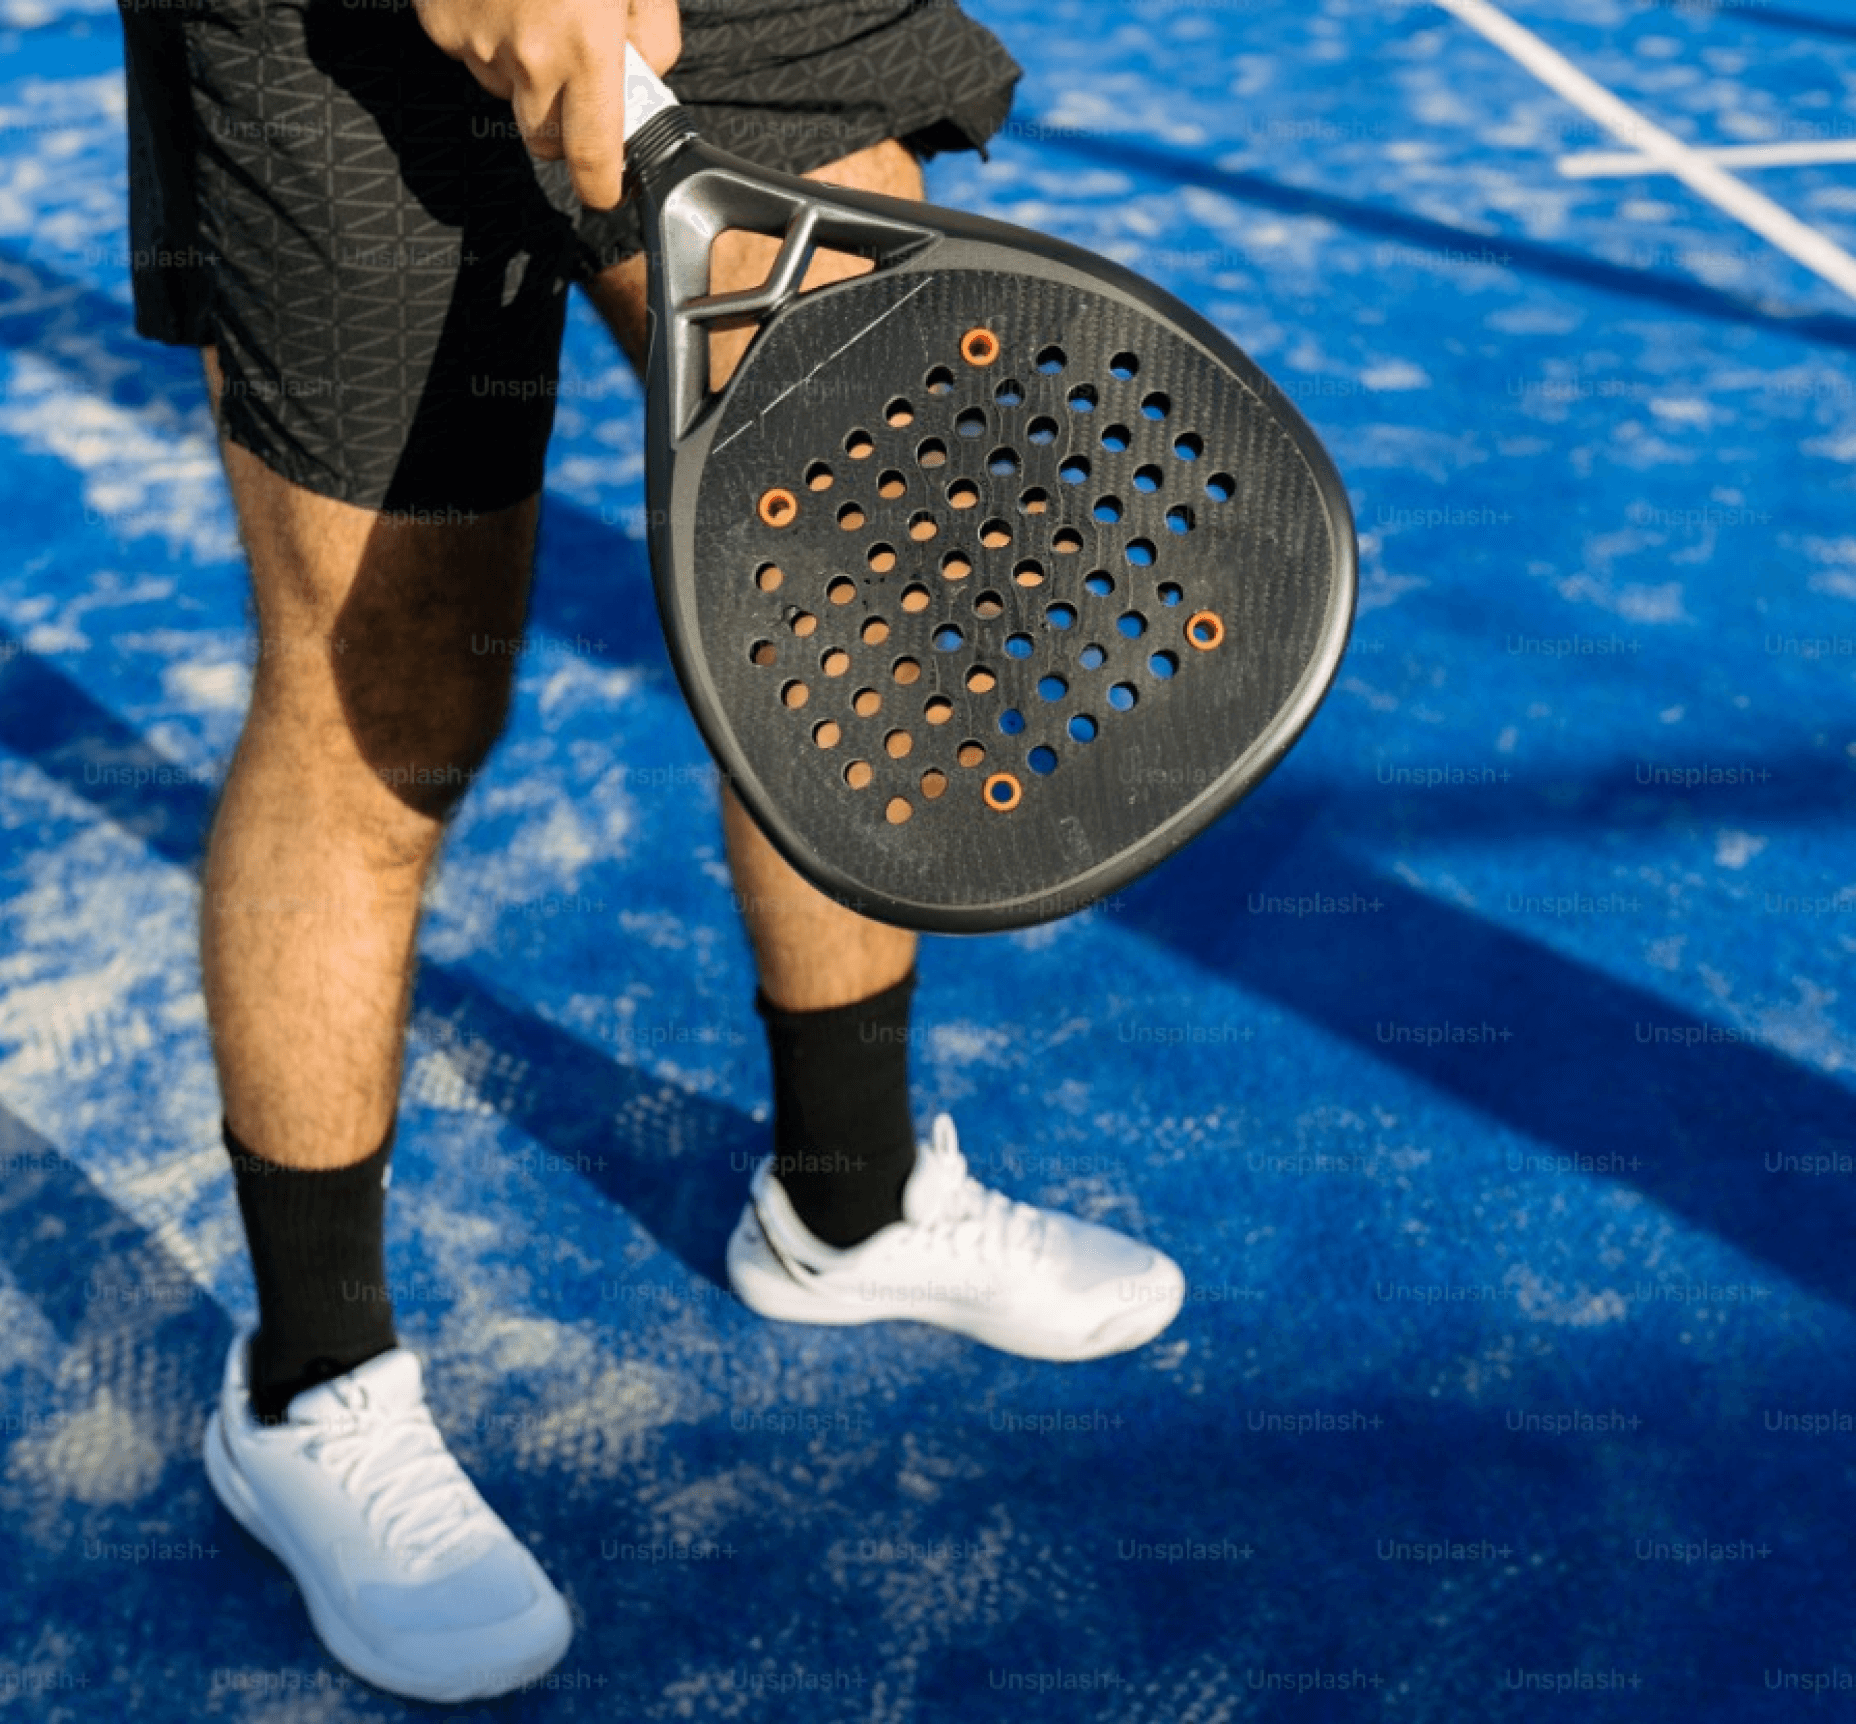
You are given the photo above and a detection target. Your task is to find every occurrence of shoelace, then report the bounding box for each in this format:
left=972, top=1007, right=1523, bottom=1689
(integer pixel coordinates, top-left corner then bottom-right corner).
left=910, top=1124, right=1051, bottom=1267
left=301, top=1387, right=486, bottom=1569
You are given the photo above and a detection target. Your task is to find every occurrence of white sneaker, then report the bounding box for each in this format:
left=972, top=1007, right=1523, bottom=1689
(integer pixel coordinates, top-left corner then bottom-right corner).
left=203, top=1331, right=572, bottom=1703
left=727, top=1114, right=1186, bottom=1361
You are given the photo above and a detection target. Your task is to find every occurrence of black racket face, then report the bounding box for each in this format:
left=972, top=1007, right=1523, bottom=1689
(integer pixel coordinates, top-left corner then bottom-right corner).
left=637, top=150, right=1354, bottom=931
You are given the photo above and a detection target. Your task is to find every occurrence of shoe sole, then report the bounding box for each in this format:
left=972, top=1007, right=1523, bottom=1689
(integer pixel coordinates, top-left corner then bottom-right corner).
left=726, top=1207, right=1187, bottom=1362
left=203, top=1409, right=571, bottom=1704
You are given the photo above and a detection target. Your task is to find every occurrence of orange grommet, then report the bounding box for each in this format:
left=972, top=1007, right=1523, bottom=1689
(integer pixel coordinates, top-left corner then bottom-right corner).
left=982, top=772, right=1022, bottom=811
left=960, top=328, right=1000, bottom=366
left=758, top=487, right=798, bottom=528
left=1185, top=610, right=1225, bottom=650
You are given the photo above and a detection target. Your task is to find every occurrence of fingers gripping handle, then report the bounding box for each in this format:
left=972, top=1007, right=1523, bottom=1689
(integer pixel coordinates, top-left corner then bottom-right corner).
left=623, top=43, right=680, bottom=143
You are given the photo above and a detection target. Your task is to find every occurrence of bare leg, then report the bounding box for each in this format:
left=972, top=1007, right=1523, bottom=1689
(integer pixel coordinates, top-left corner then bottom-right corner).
left=199, top=348, right=536, bottom=1168
left=193, top=365, right=579, bottom=1692
left=584, top=139, right=923, bottom=1011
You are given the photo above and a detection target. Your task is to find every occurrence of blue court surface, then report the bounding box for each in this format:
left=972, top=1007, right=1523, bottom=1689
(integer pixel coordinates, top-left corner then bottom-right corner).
left=3, top=0, right=1856, bottom=1718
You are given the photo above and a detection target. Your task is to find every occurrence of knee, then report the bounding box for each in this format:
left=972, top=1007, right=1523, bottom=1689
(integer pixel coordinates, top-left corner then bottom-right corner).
left=333, top=644, right=517, bottom=821
left=322, top=515, right=536, bottom=821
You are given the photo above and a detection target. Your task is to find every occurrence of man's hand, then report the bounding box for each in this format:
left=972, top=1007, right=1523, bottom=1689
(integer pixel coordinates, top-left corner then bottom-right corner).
left=413, top=0, right=681, bottom=209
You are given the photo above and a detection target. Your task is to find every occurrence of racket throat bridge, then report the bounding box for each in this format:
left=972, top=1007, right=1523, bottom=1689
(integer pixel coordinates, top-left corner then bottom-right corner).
left=677, top=205, right=828, bottom=336
left=643, top=150, right=941, bottom=441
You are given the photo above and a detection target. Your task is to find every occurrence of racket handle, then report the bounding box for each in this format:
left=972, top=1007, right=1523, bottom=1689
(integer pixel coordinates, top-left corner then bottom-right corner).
left=623, top=43, right=681, bottom=144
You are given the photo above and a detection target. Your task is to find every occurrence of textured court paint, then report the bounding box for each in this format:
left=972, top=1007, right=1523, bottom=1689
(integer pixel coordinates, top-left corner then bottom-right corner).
left=1, top=0, right=1854, bottom=1719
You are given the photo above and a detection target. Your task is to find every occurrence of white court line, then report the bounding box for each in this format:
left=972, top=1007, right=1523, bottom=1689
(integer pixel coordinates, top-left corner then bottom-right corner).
left=1432, top=0, right=1856, bottom=303
left=1560, top=140, right=1856, bottom=179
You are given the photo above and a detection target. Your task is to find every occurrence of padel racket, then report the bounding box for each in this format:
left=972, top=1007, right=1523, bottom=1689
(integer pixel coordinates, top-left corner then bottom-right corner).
left=620, top=50, right=1355, bottom=934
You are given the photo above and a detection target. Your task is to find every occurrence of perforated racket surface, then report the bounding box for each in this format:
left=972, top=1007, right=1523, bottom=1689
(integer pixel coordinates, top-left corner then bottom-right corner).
left=623, top=56, right=1355, bottom=933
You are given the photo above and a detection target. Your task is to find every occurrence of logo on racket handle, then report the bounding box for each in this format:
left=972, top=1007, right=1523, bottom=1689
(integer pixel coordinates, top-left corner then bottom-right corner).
left=622, top=44, right=679, bottom=143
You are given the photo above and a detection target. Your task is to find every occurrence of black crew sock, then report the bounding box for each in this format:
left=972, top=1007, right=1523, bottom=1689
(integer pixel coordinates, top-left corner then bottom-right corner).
left=224, top=1119, right=399, bottom=1424
left=756, top=969, right=919, bottom=1249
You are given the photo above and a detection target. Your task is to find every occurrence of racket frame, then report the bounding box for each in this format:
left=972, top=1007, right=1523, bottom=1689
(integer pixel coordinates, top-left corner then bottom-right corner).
left=622, top=105, right=1357, bottom=932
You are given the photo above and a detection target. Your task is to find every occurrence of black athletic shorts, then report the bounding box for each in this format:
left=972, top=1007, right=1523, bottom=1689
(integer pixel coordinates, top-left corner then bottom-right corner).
left=118, top=0, right=1021, bottom=512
